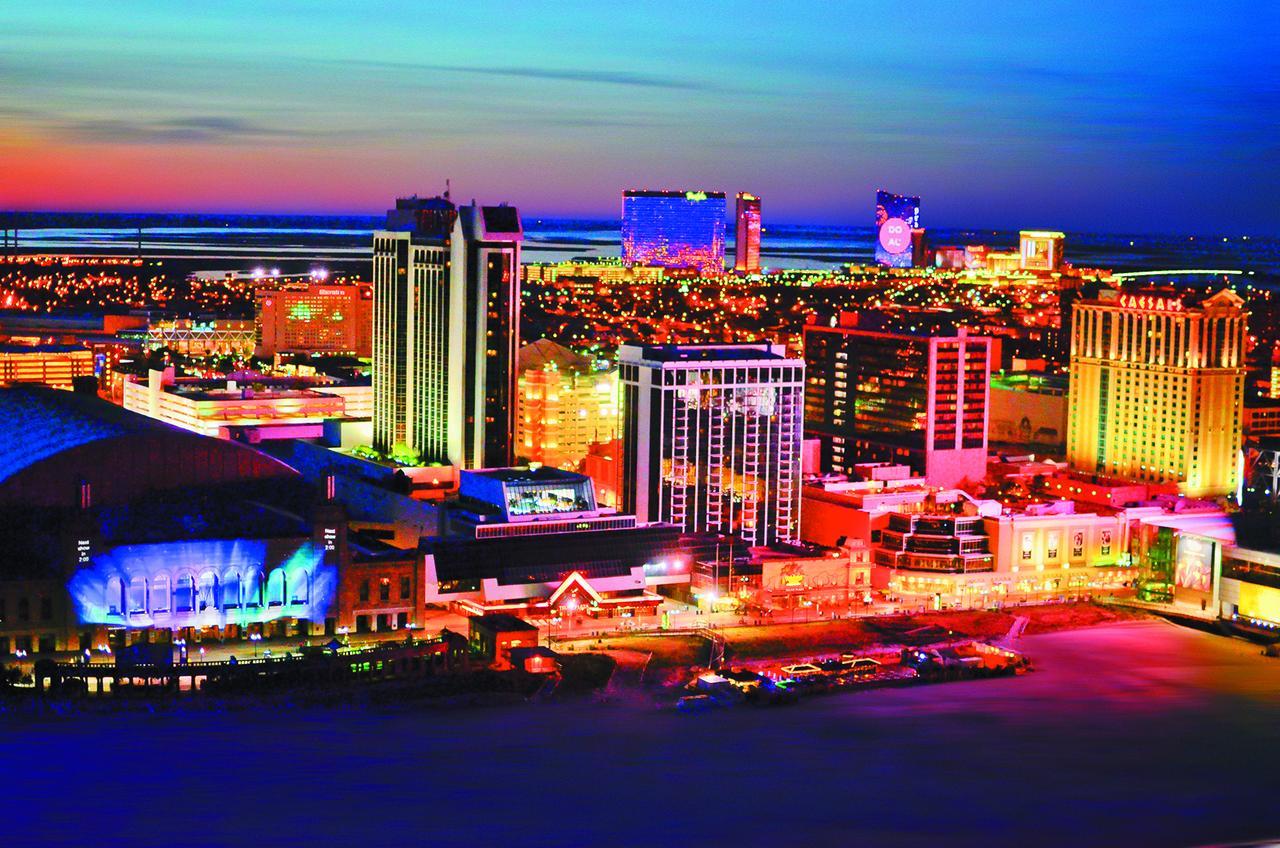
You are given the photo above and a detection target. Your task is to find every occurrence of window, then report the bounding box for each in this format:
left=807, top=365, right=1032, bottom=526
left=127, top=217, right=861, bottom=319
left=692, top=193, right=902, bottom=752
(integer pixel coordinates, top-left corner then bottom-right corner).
left=151, top=576, right=170, bottom=613
left=39, top=597, right=52, bottom=622
left=1046, top=531, right=1060, bottom=561
left=379, top=579, right=391, bottom=603
left=1100, top=530, right=1112, bottom=558
left=1021, top=532, right=1034, bottom=561
left=400, top=576, right=411, bottom=601
left=17, top=597, right=30, bottom=622
left=359, top=580, right=370, bottom=603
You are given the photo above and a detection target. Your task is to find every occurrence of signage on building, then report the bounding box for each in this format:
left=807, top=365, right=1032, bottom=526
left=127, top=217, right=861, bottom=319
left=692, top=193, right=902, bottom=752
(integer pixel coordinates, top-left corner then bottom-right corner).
left=1118, top=295, right=1184, bottom=312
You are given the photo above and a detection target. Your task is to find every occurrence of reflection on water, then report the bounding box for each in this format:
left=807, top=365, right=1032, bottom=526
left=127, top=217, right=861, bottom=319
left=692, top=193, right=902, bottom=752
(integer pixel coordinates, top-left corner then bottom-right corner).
left=3, top=622, right=1279, bottom=848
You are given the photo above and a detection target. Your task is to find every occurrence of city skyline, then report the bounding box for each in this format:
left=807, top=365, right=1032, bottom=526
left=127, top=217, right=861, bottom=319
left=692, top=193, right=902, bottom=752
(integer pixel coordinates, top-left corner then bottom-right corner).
left=2, top=2, right=1277, bottom=235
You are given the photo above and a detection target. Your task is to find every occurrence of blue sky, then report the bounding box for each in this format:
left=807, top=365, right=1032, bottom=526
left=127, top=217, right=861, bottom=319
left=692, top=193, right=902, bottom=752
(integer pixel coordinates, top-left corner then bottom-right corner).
left=1, top=0, right=1276, bottom=234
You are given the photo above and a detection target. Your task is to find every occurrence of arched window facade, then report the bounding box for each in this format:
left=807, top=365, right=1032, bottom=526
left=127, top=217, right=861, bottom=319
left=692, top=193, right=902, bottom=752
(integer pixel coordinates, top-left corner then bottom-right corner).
left=150, top=575, right=170, bottom=614
left=222, top=572, right=241, bottom=609
left=290, top=570, right=309, bottom=605
left=197, top=572, right=219, bottom=613
left=173, top=573, right=196, bottom=613
left=127, top=576, right=147, bottom=616
left=266, top=569, right=286, bottom=608
left=106, top=577, right=125, bottom=617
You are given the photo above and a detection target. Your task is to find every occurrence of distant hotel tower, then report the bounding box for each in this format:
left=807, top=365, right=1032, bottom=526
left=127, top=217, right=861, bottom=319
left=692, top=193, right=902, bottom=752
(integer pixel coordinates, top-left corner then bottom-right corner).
left=1066, top=288, right=1246, bottom=498
left=372, top=196, right=523, bottom=468
left=619, top=343, right=803, bottom=546
left=621, top=190, right=726, bottom=275
left=734, top=192, right=762, bottom=274
left=874, top=189, right=921, bottom=268
left=803, top=314, right=992, bottom=487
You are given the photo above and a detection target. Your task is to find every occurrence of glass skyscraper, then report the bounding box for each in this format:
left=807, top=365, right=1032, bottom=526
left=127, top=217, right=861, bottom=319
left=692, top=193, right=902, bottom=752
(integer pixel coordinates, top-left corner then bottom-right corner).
left=621, top=190, right=726, bottom=275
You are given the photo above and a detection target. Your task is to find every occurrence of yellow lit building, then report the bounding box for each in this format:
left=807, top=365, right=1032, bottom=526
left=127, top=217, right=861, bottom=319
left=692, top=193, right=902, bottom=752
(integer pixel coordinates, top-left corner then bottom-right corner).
left=0, top=344, right=95, bottom=390
left=1066, top=288, right=1246, bottom=498
left=1019, top=230, right=1065, bottom=271
left=516, top=339, right=618, bottom=469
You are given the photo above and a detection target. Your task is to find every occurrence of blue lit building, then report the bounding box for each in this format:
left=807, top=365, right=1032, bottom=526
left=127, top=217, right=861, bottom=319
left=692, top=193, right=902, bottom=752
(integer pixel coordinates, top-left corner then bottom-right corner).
left=0, top=386, right=346, bottom=655
left=621, top=190, right=726, bottom=275
left=874, top=189, right=921, bottom=268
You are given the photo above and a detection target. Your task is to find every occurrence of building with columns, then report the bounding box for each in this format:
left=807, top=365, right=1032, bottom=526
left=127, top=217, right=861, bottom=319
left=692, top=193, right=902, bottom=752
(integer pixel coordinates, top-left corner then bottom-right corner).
left=1066, top=288, right=1246, bottom=498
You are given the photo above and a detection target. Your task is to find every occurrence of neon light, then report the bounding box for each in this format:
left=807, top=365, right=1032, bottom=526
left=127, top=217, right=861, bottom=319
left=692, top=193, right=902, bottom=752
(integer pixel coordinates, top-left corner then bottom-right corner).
left=684, top=191, right=707, bottom=201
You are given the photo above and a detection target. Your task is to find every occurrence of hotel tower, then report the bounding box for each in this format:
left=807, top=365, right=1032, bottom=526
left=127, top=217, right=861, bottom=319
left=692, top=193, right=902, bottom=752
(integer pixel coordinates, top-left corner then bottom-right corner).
left=372, top=196, right=522, bottom=468
left=619, top=343, right=804, bottom=546
left=1066, top=288, right=1246, bottom=498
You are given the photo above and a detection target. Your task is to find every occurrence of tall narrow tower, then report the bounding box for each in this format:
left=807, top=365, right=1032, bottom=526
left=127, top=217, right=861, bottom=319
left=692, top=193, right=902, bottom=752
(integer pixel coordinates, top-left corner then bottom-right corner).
left=372, top=196, right=522, bottom=468
left=734, top=192, right=761, bottom=274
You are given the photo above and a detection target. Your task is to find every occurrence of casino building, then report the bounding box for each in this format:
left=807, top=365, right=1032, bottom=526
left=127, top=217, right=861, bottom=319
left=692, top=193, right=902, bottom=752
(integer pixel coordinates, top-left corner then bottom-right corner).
left=1066, top=288, right=1246, bottom=498
left=0, top=386, right=345, bottom=655
left=423, top=467, right=688, bottom=620
left=254, top=282, right=374, bottom=357
left=621, top=190, right=726, bottom=275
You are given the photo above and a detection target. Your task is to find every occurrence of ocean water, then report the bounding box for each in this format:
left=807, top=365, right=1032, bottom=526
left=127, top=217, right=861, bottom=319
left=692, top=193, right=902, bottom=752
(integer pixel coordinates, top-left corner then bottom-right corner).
left=2, top=622, right=1278, bottom=847
left=6, top=215, right=1278, bottom=276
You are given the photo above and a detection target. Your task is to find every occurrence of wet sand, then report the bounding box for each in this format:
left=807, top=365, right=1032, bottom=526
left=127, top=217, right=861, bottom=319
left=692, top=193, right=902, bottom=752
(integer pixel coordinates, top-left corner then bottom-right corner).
left=4, top=620, right=1279, bottom=847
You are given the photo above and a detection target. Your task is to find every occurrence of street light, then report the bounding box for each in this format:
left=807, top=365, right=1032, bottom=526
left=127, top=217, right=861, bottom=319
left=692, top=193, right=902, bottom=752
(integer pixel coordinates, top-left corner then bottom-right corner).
left=249, top=632, right=262, bottom=658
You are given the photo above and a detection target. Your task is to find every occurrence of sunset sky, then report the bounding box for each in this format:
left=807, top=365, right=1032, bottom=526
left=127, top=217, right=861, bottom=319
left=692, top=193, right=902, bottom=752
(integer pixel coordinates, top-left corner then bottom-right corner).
left=2, top=1, right=1276, bottom=233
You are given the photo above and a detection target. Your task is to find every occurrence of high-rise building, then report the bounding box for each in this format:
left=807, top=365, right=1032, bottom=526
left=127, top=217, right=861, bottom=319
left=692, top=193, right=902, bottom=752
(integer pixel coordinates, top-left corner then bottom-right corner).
left=254, top=282, right=373, bottom=357
left=1066, top=288, right=1246, bottom=498
left=516, top=339, right=618, bottom=469
left=803, top=314, right=993, bottom=487
left=372, top=196, right=522, bottom=468
left=874, top=189, right=921, bottom=268
left=619, top=343, right=804, bottom=546
left=621, top=190, right=726, bottom=275
left=733, top=192, right=761, bottom=274
left=1019, top=230, right=1065, bottom=271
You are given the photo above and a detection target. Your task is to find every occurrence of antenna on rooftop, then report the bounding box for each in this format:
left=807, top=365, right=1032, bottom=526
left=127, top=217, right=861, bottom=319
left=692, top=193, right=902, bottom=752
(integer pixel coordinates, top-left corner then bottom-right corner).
left=444, top=178, right=451, bottom=202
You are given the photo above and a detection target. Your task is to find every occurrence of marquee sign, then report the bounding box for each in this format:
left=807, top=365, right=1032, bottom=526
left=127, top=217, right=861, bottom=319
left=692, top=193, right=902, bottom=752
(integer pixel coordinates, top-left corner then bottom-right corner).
left=1118, top=294, right=1184, bottom=312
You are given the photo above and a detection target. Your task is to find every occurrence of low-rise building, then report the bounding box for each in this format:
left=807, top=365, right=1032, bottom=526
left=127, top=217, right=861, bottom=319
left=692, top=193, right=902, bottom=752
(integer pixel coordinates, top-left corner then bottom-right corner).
left=122, top=368, right=370, bottom=441
left=0, top=344, right=96, bottom=390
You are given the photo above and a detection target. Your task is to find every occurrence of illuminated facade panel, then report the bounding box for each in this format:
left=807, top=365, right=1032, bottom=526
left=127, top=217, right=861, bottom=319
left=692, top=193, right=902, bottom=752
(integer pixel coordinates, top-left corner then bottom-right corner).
left=1066, top=289, right=1246, bottom=498
left=874, top=190, right=920, bottom=268
left=254, top=283, right=373, bottom=356
left=68, top=538, right=338, bottom=630
left=621, top=190, right=726, bottom=275
left=619, top=343, right=804, bottom=546
left=734, top=192, right=761, bottom=274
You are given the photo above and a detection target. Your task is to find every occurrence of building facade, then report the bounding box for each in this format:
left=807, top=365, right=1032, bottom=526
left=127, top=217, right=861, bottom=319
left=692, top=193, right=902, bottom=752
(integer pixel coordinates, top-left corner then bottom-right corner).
left=619, top=343, right=804, bottom=546
left=1019, top=230, right=1065, bottom=271
left=254, top=282, right=373, bottom=357
left=122, top=368, right=369, bottom=441
left=733, top=192, right=761, bottom=274
left=803, top=314, right=992, bottom=488
left=874, top=189, right=920, bottom=268
left=621, top=190, right=726, bottom=275
left=372, top=196, right=522, bottom=468
left=0, top=344, right=95, bottom=390
left=515, top=339, right=618, bottom=469
left=1066, top=289, right=1246, bottom=498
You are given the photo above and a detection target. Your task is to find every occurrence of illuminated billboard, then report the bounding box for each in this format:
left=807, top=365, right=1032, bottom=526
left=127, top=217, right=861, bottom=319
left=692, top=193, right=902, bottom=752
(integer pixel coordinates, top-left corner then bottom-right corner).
left=874, top=190, right=920, bottom=268
left=68, top=538, right=337, bottom=629
left=1174, top=535, right=1215, bottom=593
